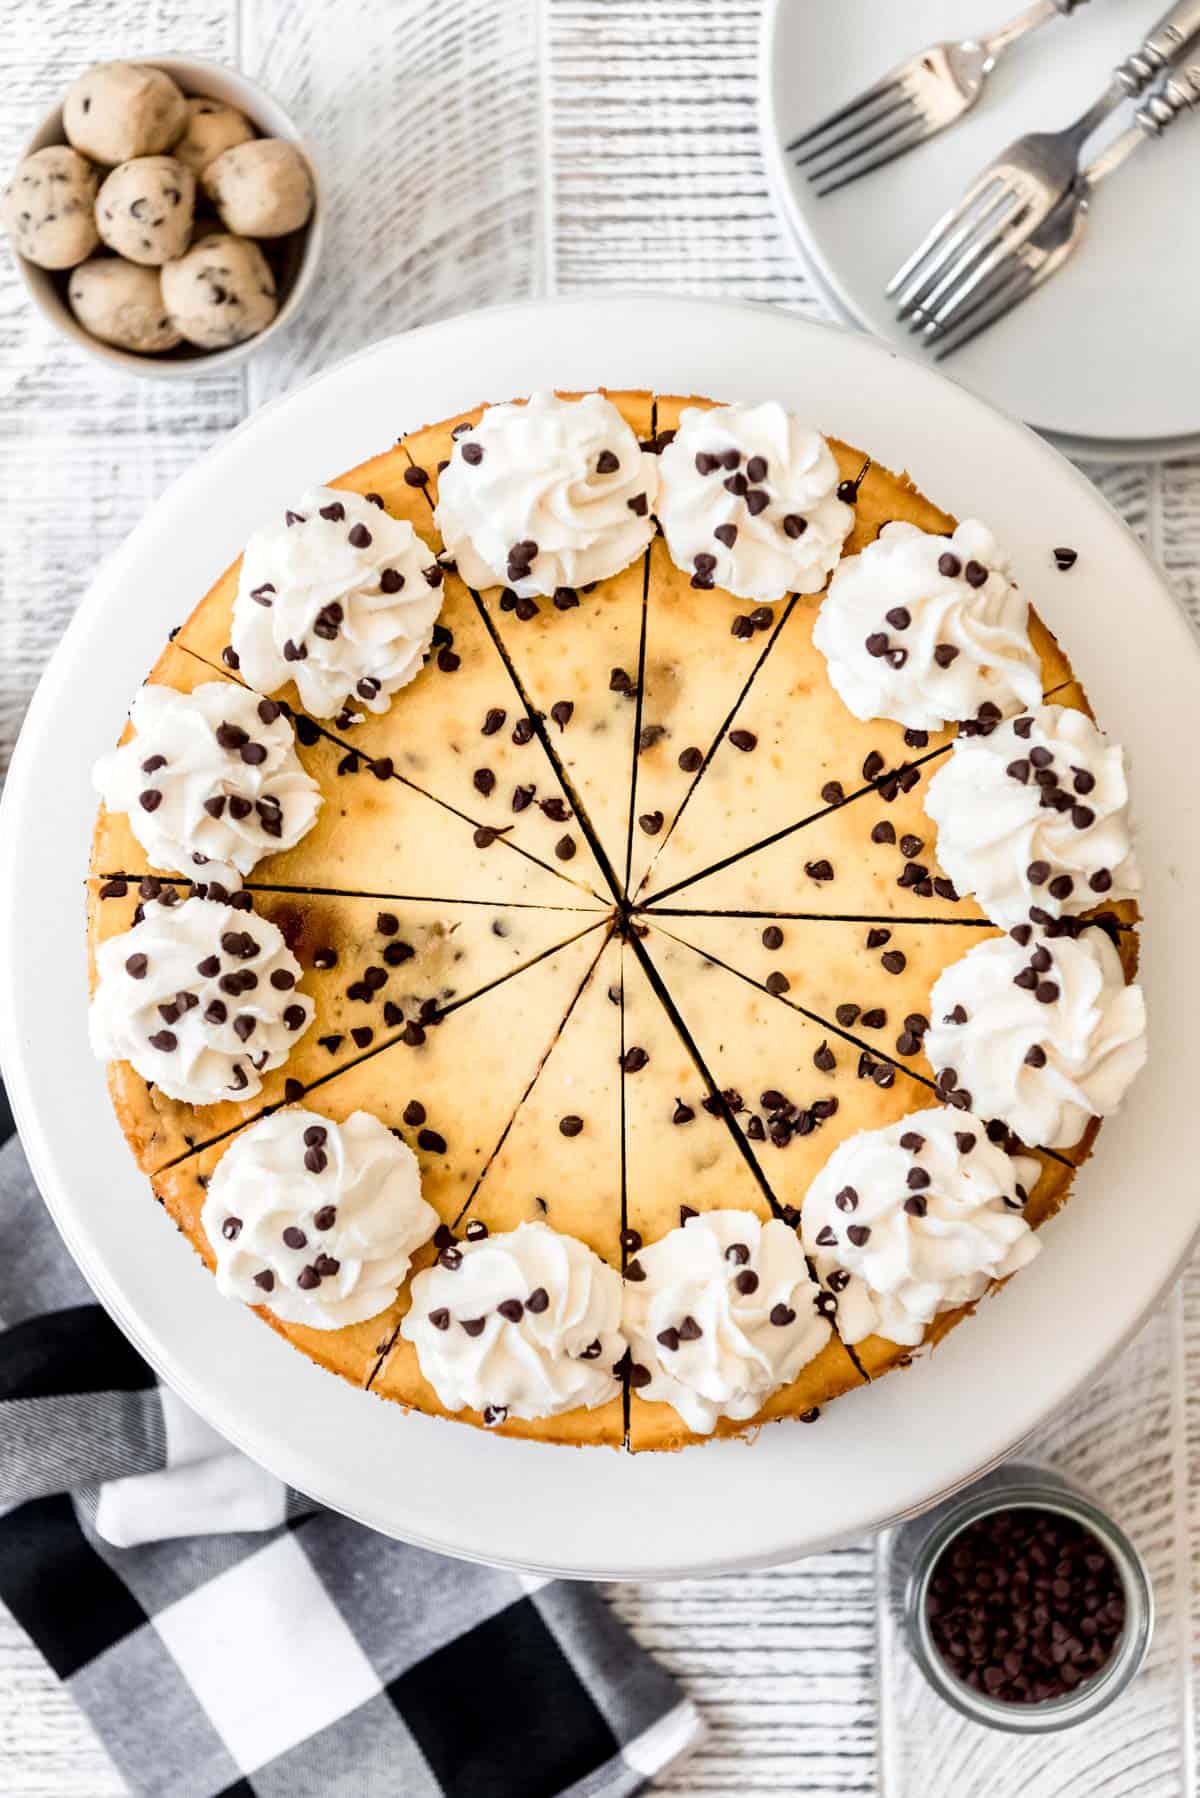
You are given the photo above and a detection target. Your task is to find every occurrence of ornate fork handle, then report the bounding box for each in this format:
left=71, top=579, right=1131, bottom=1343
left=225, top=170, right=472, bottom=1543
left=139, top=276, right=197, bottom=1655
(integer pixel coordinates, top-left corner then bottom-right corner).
left=1134, top=61, right=1200, bottom=130
left=1115, top=0, right=1200, bottom=93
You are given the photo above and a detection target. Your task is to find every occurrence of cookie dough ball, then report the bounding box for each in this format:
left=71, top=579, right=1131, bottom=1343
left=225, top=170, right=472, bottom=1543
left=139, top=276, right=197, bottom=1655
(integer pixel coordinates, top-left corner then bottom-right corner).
left=202, top=138, right=313, bottom=237
left=68, top=257, right=182, bottom=353
left=2, top=145, right=99, bottom=269
left=161, top=233, right=277, bottom=348
left=174, top=96, right=256, bottom=176
left=63, top=62, right=186, bottom=167
left=96, top=156, right=194, bottom=265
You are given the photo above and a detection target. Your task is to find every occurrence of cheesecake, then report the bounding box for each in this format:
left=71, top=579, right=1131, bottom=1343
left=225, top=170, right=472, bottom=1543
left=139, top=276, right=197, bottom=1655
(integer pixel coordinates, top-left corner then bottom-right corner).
left=88, top=388, right=1146, bottom=1450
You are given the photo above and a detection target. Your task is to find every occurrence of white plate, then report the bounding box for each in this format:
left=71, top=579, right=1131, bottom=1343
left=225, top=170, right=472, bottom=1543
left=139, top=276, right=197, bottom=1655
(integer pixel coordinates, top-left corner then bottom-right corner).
left=760, top=0, right=1200, bottom=460
left=1, top=296, right=1196, bottom=1580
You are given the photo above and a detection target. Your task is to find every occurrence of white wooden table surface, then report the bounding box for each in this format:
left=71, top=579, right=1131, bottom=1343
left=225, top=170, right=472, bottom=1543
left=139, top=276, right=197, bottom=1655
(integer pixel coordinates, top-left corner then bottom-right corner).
left=2, top=3, right=1199, bottom=1793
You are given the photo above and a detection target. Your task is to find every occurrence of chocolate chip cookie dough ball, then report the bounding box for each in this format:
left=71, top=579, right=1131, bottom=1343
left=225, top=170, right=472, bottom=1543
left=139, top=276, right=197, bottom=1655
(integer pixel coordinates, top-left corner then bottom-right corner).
left=202, top=138, right=313, bottom=237
left=68, top=258, right=182, bottom=353
left=173, top=97, right=256, bottom=176
left=63, top=61, right=187, bottom=167
left=2, top=145, right=99, bottom=269
left=95, top=156, right=195, bottom=265
left=161, top=233, right=277, bottom=348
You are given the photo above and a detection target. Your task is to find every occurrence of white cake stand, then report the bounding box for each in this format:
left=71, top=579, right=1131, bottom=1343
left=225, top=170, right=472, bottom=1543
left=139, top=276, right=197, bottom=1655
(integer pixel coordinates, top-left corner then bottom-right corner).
left=0, top=296, right=1194, bottom=1578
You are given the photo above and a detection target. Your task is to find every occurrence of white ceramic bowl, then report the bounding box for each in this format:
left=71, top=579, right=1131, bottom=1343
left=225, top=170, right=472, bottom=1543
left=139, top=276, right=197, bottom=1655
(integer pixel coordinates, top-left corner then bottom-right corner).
left=1, top=297, right=1195, bottom=1579
left=9, top=54, right=324, bottom=379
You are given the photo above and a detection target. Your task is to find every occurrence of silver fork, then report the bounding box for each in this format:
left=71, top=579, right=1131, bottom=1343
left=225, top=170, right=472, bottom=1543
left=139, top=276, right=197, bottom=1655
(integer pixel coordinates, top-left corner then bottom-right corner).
left=932, top=63, right=1200, bottom=358
left=889, top=0, right=1200, bottom=331
left=788, top=0, right=1088, bottom=199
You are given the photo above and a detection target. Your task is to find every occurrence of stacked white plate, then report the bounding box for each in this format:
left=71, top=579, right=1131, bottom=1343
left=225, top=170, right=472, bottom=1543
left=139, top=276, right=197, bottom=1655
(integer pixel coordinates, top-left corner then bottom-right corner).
left=761, top=0, right=1200, bottom=461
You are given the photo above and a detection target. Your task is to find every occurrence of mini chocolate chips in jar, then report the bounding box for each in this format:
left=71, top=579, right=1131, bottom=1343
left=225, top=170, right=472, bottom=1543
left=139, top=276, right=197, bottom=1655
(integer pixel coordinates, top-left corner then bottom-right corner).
left=926, top=1507, right=1125, bottom=1704
left=897, top=1465, right=1154, bottom=1732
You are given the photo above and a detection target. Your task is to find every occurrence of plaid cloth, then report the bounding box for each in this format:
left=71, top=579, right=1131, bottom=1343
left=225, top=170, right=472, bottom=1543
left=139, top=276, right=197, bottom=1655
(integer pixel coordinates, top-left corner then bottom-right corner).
left=0, top=1094, right=703, bottom=1798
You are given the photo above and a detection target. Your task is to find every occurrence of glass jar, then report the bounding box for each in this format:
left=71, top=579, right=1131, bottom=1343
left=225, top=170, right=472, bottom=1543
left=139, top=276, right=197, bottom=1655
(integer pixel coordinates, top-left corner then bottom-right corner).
left=889, top=1460, right=1155, bottom=1733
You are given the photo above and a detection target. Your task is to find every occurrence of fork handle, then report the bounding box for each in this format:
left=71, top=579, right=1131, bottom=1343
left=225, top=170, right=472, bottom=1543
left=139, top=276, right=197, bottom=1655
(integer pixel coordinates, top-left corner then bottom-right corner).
left=1135, top=61, right=1200, bottom=131
left=1114, top=0, right=1200, bottom=94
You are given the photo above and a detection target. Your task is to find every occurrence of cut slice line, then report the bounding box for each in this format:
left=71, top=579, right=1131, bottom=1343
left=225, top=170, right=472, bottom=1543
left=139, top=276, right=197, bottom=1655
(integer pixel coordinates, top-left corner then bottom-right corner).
left=98, top=878, right=606, bottom=1178
left=170, top=639, right=607, bottom=902
left=399, top=392, right=656, bottom=905
left=369, top=927, right=628, bottom=1447
left=642, top=674, right=1081, bottom=915
left=399, top=430, right=635, bottom=906
left=147, top=927, right=609, bottom=1412
left=163, top=435, right=611, bottom=901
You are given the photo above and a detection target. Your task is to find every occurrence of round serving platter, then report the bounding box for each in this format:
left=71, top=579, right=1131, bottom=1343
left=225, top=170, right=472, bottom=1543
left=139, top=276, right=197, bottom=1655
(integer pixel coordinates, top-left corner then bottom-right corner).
left=759, top=0, right=1200, bottom=463
left=0, top=295, right=1195, bottom=1579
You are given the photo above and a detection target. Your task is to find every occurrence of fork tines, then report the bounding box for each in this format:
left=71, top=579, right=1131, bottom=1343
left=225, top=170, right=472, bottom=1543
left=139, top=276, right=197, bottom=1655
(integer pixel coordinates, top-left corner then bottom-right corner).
left=788, top=71, right=940, bottom=197
left=887, top=169, right=1040, bottom=328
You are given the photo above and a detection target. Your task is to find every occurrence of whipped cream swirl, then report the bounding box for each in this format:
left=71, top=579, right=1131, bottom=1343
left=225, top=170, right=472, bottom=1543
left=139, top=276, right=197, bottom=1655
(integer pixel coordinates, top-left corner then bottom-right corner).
left=88, top=893, right=314, bottom=1105
left=655, top=401, right=853, bottom=603
left=925, top=928, right=1147, bottom=1150
left=813, top=519, right=1042, bottom=730
left=401, top=1220, right=626, bottom=1423
left=802, top=1108, right=1040, bottom=1347
left=232, top=487, right=445, bottom=721
left=93, top=681, right=321, bottom=883
left=433, top=391, right=658, bottom=598
left=202, top=1108, right=437, bottom=1330
left=925, top=704, right=1140, bottom=928
left=622, top=1210, right=832, bottom=1434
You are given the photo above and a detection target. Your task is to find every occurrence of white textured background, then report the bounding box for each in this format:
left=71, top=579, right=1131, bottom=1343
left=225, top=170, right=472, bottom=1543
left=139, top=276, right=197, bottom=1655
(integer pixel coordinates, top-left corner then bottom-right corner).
left=2, top=3, right=1198, bottom=1793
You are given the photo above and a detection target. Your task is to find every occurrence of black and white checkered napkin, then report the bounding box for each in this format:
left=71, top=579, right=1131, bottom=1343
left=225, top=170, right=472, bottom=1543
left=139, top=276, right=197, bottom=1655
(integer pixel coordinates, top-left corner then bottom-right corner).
left=0, top=1097, right=702, bottom=1797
